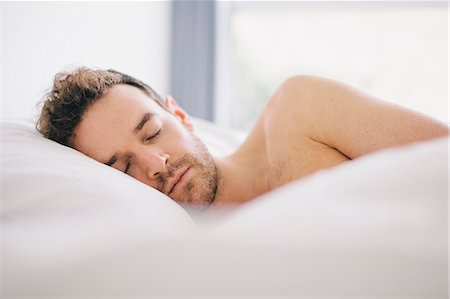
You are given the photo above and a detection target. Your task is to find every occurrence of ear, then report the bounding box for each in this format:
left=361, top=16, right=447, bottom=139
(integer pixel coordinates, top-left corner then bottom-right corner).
left=164, top=96, right=194, bottom=132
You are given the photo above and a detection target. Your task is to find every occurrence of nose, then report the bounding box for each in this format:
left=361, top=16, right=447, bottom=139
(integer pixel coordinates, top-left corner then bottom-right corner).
left=135, top=149, right=169, bottom=180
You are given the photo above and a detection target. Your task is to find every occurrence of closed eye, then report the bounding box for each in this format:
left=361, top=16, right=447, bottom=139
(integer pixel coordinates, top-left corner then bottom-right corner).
left=146, top=128, right=162, bottom=142
left=124, top=160, right=131, bottom=174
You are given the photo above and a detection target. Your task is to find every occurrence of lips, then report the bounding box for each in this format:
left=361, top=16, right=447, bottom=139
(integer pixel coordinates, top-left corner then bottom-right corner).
left=167, top=167, right=190, bottom=195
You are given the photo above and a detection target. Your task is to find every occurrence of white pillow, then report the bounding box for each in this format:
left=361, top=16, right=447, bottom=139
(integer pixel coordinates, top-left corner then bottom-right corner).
left=0, top=117, right=236, bottom=296
left=1, top=118, right=242, bottom=255
left=191, top=117, right=246, bottom=157
left=1, top=117, right=243, bottom=234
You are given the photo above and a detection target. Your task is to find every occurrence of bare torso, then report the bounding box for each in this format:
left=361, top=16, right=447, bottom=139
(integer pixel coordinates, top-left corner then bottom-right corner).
left=235, top=95, right=350, bottom=194
left=212, top=75, right=448, bottom=207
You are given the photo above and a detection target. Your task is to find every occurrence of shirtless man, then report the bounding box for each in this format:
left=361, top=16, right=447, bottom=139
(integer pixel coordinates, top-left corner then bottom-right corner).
left=37, top=67, right=449, bottom=209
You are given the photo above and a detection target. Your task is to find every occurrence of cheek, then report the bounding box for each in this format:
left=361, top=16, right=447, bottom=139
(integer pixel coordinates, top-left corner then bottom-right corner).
left=165, top=122, right=195, bottom=150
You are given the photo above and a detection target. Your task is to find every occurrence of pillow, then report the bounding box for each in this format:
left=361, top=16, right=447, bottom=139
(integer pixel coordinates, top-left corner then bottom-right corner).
left=1, top=118, right=243, bottom=253
left=0, top=117, right=242, bottom=297
left=191, top=117, right=246, bottom=157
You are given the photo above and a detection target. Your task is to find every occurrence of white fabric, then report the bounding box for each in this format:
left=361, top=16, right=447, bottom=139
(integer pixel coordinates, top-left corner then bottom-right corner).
left=1, top=119, right=195, bottom=249
left=192, top=117, right=246, bottom=157
left=1, top=118, right=448, bottom=298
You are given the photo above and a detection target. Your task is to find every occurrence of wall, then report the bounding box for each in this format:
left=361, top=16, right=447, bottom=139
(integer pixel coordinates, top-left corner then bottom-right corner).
left=1, top=1, right=171, bottom=120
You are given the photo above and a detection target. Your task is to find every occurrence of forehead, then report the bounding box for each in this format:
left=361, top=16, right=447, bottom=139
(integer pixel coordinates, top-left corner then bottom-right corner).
left=72, top=84, right=164, bottom=158
left=89, top=84, right=161, bottom=118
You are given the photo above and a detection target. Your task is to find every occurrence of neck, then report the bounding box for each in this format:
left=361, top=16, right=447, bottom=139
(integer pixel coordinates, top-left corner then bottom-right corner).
left=210, top=150, right=269, bottom=208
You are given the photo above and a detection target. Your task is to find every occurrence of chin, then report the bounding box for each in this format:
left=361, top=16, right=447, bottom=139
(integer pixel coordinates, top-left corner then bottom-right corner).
left=186, top=176, right=216, bottom=208
left=172, top=163, right=217, bottom=209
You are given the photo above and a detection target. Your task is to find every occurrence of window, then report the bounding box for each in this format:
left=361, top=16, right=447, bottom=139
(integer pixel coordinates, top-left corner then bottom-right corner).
left=214, top=1, right=448, bottom=131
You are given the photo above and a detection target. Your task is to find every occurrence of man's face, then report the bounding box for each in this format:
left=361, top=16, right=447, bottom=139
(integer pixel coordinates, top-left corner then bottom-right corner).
left=72, top=84, right=218, bottom=208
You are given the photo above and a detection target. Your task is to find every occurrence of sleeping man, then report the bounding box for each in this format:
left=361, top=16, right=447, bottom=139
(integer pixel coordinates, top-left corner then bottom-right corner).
left=37, top=67, right=449, bottom=209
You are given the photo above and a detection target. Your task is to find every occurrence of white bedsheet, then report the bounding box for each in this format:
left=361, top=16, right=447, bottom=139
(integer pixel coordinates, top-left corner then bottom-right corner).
left=1, top=118, right=448, bottom=298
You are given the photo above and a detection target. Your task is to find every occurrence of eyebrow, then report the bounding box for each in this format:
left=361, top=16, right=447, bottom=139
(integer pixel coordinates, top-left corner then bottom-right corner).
left=103, top=112, right=154, bottom=166
left=134, top=112, right=154, bottom=133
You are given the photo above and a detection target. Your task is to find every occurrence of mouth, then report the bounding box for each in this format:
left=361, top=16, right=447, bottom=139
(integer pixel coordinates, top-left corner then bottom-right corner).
left=168, top=167, right=190, bottom=195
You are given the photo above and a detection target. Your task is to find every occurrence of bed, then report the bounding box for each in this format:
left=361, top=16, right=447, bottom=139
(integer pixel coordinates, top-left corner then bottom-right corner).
left=1, top=118, right=448, bottom=298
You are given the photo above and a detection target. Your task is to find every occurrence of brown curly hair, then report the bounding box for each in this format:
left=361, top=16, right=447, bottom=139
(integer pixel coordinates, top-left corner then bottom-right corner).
left=36, top=67, right=165, bottom=147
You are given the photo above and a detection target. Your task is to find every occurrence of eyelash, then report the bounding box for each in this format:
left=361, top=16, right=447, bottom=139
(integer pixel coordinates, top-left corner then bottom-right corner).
left=124, top=161, right=131, bottom=174
left=124, top=127, right=162, bottom=174
left=145, top=128, right=162, bottom=142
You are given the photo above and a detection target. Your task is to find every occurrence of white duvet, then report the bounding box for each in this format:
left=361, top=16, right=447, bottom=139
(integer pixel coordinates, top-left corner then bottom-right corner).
left=1, top=118, right=448, bottom=298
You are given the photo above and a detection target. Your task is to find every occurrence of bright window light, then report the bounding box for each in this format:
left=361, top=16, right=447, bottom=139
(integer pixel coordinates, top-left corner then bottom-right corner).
left=215, top=2, right=448, bottom=131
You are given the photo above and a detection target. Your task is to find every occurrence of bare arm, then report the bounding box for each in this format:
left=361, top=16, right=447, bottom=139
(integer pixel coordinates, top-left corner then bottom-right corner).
left=268, top=75, right=449, bottom=159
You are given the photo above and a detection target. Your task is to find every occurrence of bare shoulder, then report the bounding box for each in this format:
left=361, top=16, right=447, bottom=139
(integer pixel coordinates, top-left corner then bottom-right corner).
left=262, top=76, right=351, bottom=189
left=261, top=74, right=448, bottom=188
left=263, top=75, right=323, bottom=140
left=265, top=75, right=449, bottom=159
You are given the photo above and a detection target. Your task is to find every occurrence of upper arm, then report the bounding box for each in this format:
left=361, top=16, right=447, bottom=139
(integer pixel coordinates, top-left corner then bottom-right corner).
left=268, top=75, right=449, bottom=159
